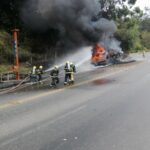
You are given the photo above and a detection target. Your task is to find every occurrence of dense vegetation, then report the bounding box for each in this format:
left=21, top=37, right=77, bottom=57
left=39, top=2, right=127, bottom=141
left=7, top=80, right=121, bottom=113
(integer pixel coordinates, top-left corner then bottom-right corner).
left=0, top=0, right=149, bottom=66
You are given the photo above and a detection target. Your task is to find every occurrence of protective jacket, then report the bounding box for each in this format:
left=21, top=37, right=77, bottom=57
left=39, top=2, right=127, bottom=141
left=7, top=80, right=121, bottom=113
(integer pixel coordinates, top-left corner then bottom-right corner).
left=64, top=63, right=71, bottom=73
left=50, top=69, right=59, bottom=86
left=37, top=68, right=43, bottom=75
left=70, top=64, right=76, bottom=73
left=51, top=69, right=59, bottom=77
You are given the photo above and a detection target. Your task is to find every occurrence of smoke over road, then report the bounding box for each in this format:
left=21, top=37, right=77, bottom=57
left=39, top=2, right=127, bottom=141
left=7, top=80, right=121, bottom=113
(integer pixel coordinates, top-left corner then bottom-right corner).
left=21, top=0, right=117, bottom=48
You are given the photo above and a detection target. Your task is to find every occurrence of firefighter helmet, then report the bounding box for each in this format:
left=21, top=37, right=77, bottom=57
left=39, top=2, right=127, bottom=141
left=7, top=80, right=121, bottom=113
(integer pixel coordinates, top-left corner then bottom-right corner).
left=33, top=66, right=36, bottom=69
left=39, top=65, right=43, bottom=69
left=54, top=65, right=58, bottom=69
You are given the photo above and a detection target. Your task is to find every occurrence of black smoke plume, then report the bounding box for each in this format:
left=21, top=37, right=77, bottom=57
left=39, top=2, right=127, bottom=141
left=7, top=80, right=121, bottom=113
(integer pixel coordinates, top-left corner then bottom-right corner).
left=21, top=0, right=117, bottom=48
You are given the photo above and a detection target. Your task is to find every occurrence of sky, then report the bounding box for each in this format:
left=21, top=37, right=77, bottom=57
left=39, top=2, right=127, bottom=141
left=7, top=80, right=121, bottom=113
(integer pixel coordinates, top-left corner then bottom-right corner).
left=135, top=0, right=150, bottom=10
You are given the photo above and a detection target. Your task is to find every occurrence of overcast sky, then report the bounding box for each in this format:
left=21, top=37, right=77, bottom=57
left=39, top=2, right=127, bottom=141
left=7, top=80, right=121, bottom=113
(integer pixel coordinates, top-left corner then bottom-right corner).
left=135, top=0, right=150, bottom=10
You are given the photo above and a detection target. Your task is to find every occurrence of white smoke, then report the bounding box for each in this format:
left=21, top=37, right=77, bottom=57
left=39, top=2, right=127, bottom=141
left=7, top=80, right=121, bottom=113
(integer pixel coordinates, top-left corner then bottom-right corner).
left=101, top=33, right=123, bottom=54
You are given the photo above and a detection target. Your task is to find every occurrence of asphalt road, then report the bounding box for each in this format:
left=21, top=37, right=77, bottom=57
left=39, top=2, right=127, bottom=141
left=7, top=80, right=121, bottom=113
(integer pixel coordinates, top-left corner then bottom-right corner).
left=0, top=58, right=150, bottom=150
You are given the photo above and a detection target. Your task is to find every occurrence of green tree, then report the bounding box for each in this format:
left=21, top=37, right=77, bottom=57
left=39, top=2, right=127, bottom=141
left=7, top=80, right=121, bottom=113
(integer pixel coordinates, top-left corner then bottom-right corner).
left=116, top=18, right=142, bottom=51
left=141, top=31, right=150, bottom=49
left=141, top=18, right=150, bottom=32
left=115, top=6, right=143, bottom=52
left=98, top=0, right=144, bottom=52
left=99, top=0, right=137, bottom=20
left=140, top=9, right=150, bottom=49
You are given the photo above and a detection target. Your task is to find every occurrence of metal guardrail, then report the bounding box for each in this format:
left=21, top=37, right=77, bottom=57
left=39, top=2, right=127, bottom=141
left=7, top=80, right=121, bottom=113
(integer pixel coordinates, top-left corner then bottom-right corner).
left=0, top=72, right=28, bottom=82
left=0, top=72, right=29, bottom=90
left=0, top=72, right=14, bottom=82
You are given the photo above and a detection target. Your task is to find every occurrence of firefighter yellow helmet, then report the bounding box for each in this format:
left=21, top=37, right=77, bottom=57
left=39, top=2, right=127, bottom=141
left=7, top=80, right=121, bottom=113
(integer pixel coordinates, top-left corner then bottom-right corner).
left=33, top=66, right=36, bottom=69
left=39, top=65, right=43, bottom=69
left=54, top=65, right=58, bottom=69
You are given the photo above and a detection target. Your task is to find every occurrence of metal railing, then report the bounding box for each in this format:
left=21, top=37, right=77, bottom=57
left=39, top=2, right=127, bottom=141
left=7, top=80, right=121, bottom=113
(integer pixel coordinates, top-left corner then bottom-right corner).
left=0, top=72, right=14, bottom=82
left=0, top=72, right=27, bottom=82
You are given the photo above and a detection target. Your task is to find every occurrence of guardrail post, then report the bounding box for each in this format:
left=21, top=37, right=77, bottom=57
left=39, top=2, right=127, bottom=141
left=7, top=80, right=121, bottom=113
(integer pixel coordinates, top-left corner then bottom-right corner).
left=12, top=29, right=20, bottom=80
left=0, top=74, right=2, bottom=82
left=7, top=73, right=9, bottom=81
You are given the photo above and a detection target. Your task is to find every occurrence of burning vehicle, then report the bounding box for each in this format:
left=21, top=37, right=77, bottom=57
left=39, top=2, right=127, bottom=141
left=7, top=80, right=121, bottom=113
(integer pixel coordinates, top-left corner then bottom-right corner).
left=91, top=43, right=124, bottom=66
left=91, top=43, right=108, bottom=66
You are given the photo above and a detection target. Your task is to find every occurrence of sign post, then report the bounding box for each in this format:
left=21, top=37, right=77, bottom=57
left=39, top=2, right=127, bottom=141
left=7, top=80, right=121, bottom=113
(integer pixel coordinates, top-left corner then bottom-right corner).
left=12, top=29, right=20, bottom=80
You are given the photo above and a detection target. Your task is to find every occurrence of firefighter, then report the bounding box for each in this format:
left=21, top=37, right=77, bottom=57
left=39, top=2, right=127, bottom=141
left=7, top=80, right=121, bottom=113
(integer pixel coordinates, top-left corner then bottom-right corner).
left=70, top=62, right=76, bottom=83
left=30, top=66, right=38, bottom=82
left=50, top=65, right=59, bottom=87
left=64, top=61, right=71, bottom=85
left=32, top=66, right=37, bottom=74
left=37, top=65, right=43, bottom=81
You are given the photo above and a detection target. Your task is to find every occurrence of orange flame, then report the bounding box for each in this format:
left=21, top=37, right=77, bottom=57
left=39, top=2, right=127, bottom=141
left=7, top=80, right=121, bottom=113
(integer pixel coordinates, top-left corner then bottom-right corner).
left=91, top=43, right=106, bottom=64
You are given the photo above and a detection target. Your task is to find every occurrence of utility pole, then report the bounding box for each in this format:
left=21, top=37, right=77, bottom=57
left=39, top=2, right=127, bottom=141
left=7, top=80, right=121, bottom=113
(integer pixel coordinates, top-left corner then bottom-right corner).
left=12, top=29, right=20, bottom=80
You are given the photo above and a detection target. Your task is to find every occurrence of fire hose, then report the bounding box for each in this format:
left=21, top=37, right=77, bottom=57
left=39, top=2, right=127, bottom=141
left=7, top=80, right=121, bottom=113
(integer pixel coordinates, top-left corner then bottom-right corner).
left=0, top=70, right=76, bottom=95
left=0, top=76, right=30, bottom=95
